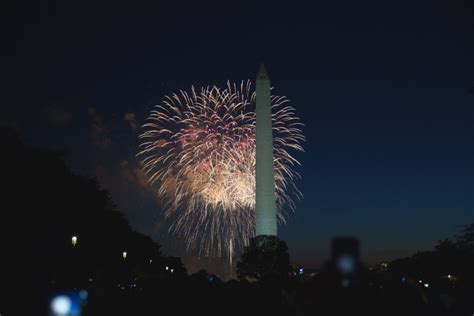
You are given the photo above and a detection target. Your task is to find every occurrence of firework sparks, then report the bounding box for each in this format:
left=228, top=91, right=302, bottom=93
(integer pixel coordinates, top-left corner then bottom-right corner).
left=138, top=81, right=304, bottom=257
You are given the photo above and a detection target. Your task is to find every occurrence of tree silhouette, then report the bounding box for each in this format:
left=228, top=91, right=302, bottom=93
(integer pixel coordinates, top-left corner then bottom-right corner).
left=456, top=223, right=474, bottom=246
left=237, top=235, right=292, bottom=281
left=0, top=126, right=171, bottom=314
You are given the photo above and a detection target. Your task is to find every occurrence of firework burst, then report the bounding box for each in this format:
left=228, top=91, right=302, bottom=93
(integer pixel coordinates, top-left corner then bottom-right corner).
left=138, top=81, right=304, bottom=257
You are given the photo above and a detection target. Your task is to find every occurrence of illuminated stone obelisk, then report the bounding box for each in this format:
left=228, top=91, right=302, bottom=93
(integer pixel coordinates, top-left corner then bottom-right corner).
left=255, top=64, right=277, bottom=236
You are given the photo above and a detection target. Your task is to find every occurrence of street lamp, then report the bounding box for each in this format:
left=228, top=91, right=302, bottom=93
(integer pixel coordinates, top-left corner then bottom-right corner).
left=122, top=251, right=127, bottom=259
left=71, top=236, right=78, bottom=247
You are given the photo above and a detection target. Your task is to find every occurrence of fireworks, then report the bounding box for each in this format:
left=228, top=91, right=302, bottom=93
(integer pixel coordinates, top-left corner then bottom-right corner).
left=138, top=81, right=304, bottom=257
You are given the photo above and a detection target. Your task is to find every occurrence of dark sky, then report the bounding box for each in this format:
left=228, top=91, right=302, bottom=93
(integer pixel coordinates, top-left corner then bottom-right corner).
left=3, top=0, right=474, bottom=272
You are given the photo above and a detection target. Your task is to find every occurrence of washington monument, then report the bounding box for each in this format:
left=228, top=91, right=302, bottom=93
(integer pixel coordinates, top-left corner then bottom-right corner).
left=255, top=64, right=277, bottom=236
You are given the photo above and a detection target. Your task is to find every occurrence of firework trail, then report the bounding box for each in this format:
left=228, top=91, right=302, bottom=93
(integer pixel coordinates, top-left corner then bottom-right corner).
left=138, top=81, right=304, bottom=257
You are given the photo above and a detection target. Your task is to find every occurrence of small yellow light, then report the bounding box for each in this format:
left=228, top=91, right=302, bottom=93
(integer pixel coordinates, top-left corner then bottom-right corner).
left=71, top=236, right=78, bottom=247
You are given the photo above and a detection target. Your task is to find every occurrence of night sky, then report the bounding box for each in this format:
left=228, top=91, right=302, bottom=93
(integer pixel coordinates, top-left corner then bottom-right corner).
left=4, top=1, right=473, bottom=272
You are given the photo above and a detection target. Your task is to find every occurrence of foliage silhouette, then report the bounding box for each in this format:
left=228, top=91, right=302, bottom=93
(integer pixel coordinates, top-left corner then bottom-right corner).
left=0, top=126, right=186, bottom=314
left=237, top=235, right=292, bottom=281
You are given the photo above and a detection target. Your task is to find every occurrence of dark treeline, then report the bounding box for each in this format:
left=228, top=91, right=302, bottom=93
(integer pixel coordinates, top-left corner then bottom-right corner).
left=0, top=126, right=188, bottom=314
left=1, top=125, right=473, bottom=315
